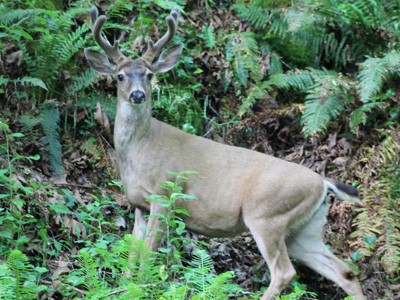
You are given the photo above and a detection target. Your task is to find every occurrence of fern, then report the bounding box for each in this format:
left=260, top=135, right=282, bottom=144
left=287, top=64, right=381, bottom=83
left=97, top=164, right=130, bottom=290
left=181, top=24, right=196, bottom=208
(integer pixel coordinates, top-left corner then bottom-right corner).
left=267, top=70, right=314, bottom=92
left=54, top=23, right=90, bottom=66
left=65, top=235, right=161, bottom=299
left=19, top=114, right=41, bottom=131
left=266, top=68, right=335, bottom=92
left=185, top=249, right=241, bottom=299
left=302, top=95, right=344, bottom=137
left=357, top=57, right=388, bottom=103
left=238, top=84, right=267, bottom=117
left=0, top=250, right=47, bottom=299
left=351, top=134, right=400, bottom=276
left=17, top=77, right=48, bottom=91
left=357, top=51, right=400, bottom=103
left=224, top=32, right=262, bottom=91
left=0, top=76, right=48, bottom=99
left=202, top=25, right=216, bottom=49
left=67, top=68, right=97, bottom=96
left=349, top=101, right=385, bottom=132
left=301, top=73, right=351, bottom=137
left=115, top=235, right=153, bottom=277
left=40, top=105, right=62, bottom=175
left=107, top=1, right=134, bottom=18
left=2, top=5, right=92, bottom=102
left=185, top=249, right=214, bottom=295
left=0, top=8, right=37, bottom=26
left=260, top=45, right=282, bottom=75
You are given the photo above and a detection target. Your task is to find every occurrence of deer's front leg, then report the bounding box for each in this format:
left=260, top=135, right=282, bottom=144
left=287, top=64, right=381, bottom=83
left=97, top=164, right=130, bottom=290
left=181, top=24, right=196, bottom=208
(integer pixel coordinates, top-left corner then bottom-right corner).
left=144, top=201, right=169, bottom=251
left=133, top=207, right=148, bottom=239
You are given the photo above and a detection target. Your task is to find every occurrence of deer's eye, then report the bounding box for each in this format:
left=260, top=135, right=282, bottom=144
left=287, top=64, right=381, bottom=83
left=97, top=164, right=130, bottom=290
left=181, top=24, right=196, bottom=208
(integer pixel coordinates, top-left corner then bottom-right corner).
left=147, top=73, right=154, bottom=81
left=117, top=74, right=124, bottom=82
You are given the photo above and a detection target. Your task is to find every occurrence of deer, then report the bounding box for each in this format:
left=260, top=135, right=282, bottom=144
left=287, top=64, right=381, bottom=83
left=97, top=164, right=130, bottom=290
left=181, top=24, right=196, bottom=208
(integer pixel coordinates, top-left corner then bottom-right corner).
left=84, top=6, right=366, bottom=300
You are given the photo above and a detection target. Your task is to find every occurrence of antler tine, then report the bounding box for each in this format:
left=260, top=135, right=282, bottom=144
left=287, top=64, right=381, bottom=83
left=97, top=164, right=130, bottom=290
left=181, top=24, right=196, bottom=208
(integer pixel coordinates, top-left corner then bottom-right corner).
left=141, top=7, right=180, bottom=65
left=89, top=6, right=127, bottom=64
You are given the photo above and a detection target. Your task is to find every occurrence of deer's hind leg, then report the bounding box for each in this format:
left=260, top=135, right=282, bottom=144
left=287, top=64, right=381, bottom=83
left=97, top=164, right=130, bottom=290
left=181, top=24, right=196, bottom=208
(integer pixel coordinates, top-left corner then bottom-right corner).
left=287, top=201, right=366, bottom=300
left=244, top=215, right=297, bottom=300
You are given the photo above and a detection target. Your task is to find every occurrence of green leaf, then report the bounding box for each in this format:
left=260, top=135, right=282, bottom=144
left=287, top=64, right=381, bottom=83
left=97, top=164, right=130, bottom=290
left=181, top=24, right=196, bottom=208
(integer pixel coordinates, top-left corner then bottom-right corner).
left=19, top=77, right=48, bottom=91
left=351, top=251, right=363, bottom=261
left=12, top=28, right=33, bottom=40
left=174, top=220, right=186, bottom=235
left=0, top=231, right=12, bottom=239
left=50, top=204, right=72, bottom=214
left=158, top=247, right=171, bottom=253
left=350, top=107, right=367, bottom=132
left=175, top=208, right=191, bottom=217
left=364, top=234, right=377, bottom=245
left=152, top=0, right=182, bottom=10
left=27, top=154, right=40, bottom=161
left=34, top=266, right=48, bottom=275
left=10, top=132, right=24, bottom=138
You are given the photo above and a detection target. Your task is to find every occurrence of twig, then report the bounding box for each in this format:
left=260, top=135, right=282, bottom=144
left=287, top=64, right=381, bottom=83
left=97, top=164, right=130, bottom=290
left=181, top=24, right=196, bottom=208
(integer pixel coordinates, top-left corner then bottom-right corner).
left=40, top=280, right=86, bottom=295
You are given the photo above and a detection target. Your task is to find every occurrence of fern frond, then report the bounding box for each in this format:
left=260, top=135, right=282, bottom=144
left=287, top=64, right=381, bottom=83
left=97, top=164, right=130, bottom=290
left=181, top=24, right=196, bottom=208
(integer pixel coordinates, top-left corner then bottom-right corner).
left=203, top=25, right=216, bottom=49
left=54, top=24, right=90, bottom=65
left=107, top=1, right=134, bottom=18
left=382, top=51, right=400, bottom=73
left=0, top=75, right=9, bottom=87
left=349, top=101, right=385, bottom=132
left=0, top=8, right=36, bottom=26
left=40, top=105, right=62, bottom=175
left=267, top=71, right=314, bottom=92
left=77, top=250, right=105, bottom=294
left=17, top=77, right=48, bottom=91
left=113, top=235, right=154, bottom=281
left=357, top=56, right=387, bottom=103
left=19, top=114, right=41, bottom=131
left=1, top=250, right=46, bottom=299
left=266, top=50, right=283, bottom=75
left=225, top=32, right=261, bottom=90
left=0, top=264, right=15, bottom=299
left=67, top=68, right=96, bottom=96
left=185, top=249, right=214, bottom=295
left=5, top=250, right=29, bottom=298
left=238, top=84, right=267, bottom=116
left=357, top=51, right=400, bottom=103
left=203, top=271, right=236, bottom=299
left=301, top=95, right=344, bottom=137
left=234, top=4, right=271, bottom=30
left=266, top=68, right=334, bottom=92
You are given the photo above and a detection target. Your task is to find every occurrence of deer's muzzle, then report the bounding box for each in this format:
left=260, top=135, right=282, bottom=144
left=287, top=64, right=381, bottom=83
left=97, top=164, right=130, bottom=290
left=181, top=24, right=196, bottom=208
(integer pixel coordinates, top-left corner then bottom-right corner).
left=129, top=90, right=146, bottom=104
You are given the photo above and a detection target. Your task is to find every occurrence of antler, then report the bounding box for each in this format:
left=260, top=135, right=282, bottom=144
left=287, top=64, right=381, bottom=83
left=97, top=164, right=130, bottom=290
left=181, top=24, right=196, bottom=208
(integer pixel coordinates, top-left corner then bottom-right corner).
left=89, top=6, right=127, bottom=64
left=141, top=7, right=180, bottom=65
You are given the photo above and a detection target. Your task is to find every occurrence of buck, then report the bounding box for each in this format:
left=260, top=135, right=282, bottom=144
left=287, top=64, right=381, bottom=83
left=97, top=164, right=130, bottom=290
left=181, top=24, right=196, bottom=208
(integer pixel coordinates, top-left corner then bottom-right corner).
left=84, top=6, right=366, bottom=300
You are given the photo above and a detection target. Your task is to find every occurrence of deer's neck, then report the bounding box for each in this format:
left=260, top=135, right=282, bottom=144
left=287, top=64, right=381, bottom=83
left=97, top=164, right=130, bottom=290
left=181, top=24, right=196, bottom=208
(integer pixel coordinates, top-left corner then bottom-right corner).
left=114, top=101, right=152, bottom=154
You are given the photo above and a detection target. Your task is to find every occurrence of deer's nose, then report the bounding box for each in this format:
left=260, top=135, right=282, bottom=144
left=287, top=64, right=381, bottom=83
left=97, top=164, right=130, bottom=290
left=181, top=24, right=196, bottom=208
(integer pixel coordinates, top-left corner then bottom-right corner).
left=129, top=90, right=146, bottom=104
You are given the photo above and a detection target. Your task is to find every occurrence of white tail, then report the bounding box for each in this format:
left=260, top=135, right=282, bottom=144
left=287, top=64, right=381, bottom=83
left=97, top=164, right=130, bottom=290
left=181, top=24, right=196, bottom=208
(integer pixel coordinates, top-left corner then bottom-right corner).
left=84, top=7, right=366, bottom=300
left=325, top=179, right=362, bottom=205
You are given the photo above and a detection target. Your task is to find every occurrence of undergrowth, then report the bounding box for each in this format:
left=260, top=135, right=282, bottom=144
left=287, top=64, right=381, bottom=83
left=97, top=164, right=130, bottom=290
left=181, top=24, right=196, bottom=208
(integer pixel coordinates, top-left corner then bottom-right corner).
left=351, top=130, right=400, bottom=277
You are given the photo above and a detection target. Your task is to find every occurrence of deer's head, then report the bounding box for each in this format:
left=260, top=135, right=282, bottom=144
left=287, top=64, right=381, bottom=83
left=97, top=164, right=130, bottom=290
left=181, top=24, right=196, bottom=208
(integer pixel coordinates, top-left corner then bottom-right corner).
left=84, top=6, right=182, bottom=112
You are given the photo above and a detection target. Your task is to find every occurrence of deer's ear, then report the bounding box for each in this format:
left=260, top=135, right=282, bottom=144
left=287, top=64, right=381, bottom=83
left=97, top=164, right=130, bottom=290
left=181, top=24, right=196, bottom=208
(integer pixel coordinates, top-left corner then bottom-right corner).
left=84, top=49, right=116, bottom=75
left=152, top=43, right=183, bottom=74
